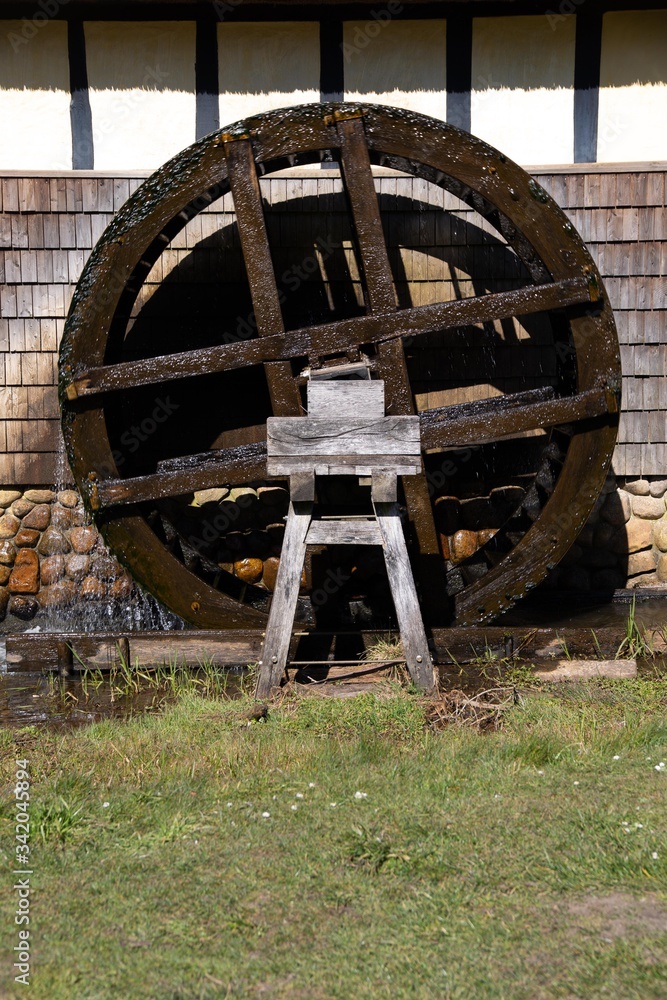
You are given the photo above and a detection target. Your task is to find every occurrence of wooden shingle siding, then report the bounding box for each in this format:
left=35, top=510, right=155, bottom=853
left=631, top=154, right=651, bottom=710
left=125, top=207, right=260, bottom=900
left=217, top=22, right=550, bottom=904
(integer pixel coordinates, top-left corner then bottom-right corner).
left=537, top=169, right=667, bottom=478
left=0, top=168, right=665, bottom=482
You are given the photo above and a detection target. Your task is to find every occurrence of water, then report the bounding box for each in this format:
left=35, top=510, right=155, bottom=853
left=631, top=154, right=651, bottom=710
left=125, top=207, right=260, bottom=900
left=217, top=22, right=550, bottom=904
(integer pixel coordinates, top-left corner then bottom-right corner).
left=499, top=593, right=667, bottom=631
left=0, top=668, right=244, bottom=731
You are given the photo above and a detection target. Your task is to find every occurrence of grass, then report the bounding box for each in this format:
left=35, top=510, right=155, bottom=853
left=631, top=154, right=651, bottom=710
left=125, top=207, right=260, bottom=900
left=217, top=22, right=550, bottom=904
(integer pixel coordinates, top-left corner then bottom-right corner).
left=1, top=678, right=667, bottom=998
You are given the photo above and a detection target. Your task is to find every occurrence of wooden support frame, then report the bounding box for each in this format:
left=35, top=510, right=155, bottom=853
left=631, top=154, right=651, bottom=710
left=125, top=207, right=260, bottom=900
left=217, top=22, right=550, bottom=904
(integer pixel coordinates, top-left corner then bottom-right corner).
left=256, top=378, right=435, bottom=698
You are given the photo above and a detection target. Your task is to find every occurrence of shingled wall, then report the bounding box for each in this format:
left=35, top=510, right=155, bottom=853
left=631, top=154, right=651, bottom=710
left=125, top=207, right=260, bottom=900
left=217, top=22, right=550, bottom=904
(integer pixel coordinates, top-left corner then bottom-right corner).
left=0, top=165, right=665, bottom=484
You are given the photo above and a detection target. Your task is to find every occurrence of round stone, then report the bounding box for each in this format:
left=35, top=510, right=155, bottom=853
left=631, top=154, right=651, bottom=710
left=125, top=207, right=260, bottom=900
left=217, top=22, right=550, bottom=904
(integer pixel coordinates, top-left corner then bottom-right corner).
left=649, top=479, right=667, bottom=498
left=623, top=517, right=654, bottom=554
left=8, top=595, right=38, bottom=620
left=8, top=549, right=39, bottom=594
left=627, top=549, right=657, bottom=577
left=22, top=504, right=51, bottom=531
left=37, top=528, right=71, bottom=556
left=192, top=487, right=229, bottom=506
left=261, top=556, right=280, bottom=591
left=654, top=521, right=667, bottom=553
left=0, top=513, right=20, bottom=539
left=601, top=491, right=632, bottom=526
left=623, top=478, right=650, bottom=496
left=110, top=575, right=133, bottom=600
left=0, top=540, right=16, bottom=565
left=23, top=489, right=55, bottom=504
left=450, top=530, right=479, bottom=564
left=57, top=490, right=80, bottom=508
left=69, top=526, right=98, bottom=554
left=37, top=580, right=78, bottom=608
left=51, top=506, right=73, bottom=530
left=0, top=490, right=21, bottom=508
left=80, top=575, right=107, bottom=600
left=90, top=554, right=120, bottom=580
left=66, top=553, right=90, bottom=582
left=0, top=586, right=8, bottom=619
left=632, top=495, right=665, bottom=520
left=14, top=528, right=40, bottom=548
left=234, top=557, right=264, bottom=584
left=40, top=555, right=66, bottom=585
left=0, top=565, right=11, bottom=586
left=10, top=498, right=34, bottom=518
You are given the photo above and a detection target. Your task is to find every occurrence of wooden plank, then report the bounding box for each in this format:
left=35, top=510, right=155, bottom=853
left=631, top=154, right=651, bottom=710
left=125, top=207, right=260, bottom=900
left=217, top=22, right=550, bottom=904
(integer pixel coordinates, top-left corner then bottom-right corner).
left=224, top=137, right=301, bottom=417
left=371, top=472, right=398, bottom=503
left=420, top=384, right=616, bottom=450
left=268, top=455, right=421, bottom=477
left=375, top=502, right=435, bottom=692
left=307, top=379, right=384, bottom=418
left=266, top=415, right=420, bottom=456
left=256, top=501, right=312, bottom=698
left=66, top=277, right=595, bottom=399
left=306, top=519, right=383, bottom=545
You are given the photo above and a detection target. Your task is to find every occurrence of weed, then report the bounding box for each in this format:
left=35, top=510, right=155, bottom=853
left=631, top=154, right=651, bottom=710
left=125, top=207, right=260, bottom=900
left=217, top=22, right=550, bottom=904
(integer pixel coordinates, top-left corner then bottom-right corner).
left=33, top=797, right=85, bottom=845
left=616, top=597, right=652, bottom=658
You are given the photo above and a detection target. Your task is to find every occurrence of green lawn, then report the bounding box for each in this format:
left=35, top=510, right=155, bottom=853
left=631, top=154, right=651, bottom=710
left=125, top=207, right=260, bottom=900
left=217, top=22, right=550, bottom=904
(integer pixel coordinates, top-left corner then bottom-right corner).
left=1, top=679, right=667, bottom=998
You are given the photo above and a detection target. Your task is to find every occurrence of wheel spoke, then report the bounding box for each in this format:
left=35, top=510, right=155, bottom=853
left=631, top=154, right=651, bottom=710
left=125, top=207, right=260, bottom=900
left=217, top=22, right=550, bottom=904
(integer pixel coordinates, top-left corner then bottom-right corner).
left=91, top=441, right=267, bottom=511
left=336, top=113, right=442, bottom=604
left=223, top=136, right=301, bottom=416
left=419, top=384, right=618, bottom=451
left=64, top=277, right=595, bottom=400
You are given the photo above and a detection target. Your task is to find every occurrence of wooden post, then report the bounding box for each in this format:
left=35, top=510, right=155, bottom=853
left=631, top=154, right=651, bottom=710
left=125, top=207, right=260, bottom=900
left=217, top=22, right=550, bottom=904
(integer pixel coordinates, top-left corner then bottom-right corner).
left=374, top=502, right=436, bottom=692
left=255, top=500, right=312, bottom=698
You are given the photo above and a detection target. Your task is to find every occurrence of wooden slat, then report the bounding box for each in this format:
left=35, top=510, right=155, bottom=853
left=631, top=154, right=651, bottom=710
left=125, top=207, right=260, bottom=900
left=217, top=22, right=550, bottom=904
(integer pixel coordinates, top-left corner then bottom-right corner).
left=267, top=415, right=420, bottom=456
left=268, top=456, right=421, bottom=477
left=307, top=379, right=384, bottom=418
left=420, top=384, right=617, bottom=450
left=93, top=440, right=267, bottom=510
left=305, top=519, right=383, bottom=545
left=224, top=137, right=301, bottom=417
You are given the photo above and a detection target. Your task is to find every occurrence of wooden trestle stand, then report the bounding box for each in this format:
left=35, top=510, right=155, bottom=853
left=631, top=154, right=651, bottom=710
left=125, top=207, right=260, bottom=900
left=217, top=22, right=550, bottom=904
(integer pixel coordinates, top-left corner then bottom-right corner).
left=255, top=379, right=436, bottom=697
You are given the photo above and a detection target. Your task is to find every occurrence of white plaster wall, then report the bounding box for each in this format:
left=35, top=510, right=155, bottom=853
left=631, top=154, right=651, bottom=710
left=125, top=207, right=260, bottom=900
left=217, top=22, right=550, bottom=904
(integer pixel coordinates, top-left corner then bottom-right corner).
left=218, top=23, right=319, bottom=125
left=598, top=11, right=667, bottom=163
left=0, top=21, right=71, bottom=170
left=471, top=15, right=575, bottom=165
left=85, top=22, right=196, bottom=171
left=343, top=20, right=446, bottom=120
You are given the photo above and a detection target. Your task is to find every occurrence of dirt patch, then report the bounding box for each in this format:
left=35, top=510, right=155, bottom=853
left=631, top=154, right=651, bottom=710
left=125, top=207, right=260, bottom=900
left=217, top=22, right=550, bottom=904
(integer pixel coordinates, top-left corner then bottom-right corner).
left=567, top=892, right=667, bottom=941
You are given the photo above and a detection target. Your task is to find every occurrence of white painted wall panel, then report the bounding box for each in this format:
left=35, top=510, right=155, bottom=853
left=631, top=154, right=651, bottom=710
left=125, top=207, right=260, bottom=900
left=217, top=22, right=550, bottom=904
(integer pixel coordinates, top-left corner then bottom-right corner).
left=86, top=22, right=196, bottom=171
left=598, top=11, right=667, bottom=163
left=471, top=16, right=575, bottom=165
left=218, top=23, right=319, bottom=125
left=343, top=20, right=446, bottom=120
left=0, top=22, right=71, bottom=170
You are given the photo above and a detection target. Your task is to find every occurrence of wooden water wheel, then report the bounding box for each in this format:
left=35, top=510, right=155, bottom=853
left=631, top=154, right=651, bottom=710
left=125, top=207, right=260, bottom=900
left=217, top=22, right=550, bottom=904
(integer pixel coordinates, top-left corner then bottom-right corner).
left=59, top=103, right=621, bottom=630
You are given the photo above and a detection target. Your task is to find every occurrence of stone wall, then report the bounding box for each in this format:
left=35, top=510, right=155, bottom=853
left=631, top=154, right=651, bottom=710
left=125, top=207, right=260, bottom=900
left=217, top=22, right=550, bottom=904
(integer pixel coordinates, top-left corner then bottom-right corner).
left=0, top=486, right=133, bottom=624
left=542, top=475, right=667, bottom=594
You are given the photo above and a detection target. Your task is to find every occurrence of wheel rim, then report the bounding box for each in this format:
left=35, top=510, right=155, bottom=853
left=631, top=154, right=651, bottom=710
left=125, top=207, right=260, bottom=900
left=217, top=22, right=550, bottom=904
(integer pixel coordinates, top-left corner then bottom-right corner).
left=60, top=103, right=621, bottom=628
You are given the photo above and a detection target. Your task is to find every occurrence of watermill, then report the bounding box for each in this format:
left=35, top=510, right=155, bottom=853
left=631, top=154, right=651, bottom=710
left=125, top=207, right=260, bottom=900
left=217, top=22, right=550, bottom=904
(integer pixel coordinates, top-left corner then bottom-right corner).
left=59, top=103, right=621, bottom=633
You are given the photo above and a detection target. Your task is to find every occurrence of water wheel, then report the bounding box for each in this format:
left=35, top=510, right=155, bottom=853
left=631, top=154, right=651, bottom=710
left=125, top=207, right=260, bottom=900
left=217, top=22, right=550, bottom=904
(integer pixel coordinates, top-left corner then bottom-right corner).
left=60, top=103, right=621, bottom=629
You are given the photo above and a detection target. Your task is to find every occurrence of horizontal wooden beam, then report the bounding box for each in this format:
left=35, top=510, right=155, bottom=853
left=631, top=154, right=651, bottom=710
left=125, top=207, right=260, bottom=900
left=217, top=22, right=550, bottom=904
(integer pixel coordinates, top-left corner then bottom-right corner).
left=420, top=383, right=617, bottom=450
left=65, top=276, right=595, bottom=400
left=3, top=623, right=646, bottom=674
left=91, top=382, right=616, bottom=510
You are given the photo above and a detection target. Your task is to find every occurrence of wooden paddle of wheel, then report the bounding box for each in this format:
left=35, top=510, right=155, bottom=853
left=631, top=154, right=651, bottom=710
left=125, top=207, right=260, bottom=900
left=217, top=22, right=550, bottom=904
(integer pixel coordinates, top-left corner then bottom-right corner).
left=59, top=103, right=621, bottom=631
